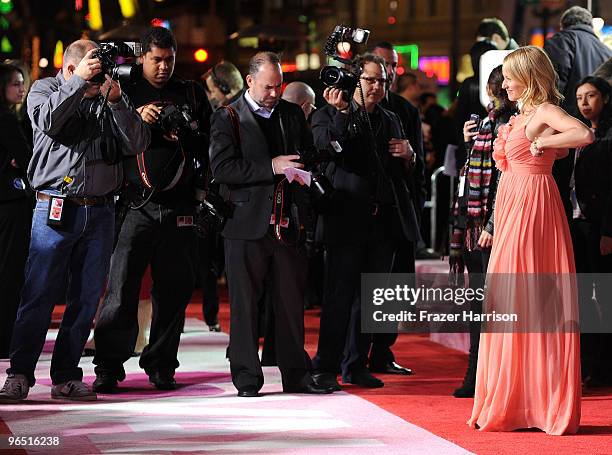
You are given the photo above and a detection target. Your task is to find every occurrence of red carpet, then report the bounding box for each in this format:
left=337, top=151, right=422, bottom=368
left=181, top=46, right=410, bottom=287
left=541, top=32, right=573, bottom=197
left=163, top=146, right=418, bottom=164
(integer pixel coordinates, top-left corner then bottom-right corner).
left=46, top=284, right=612, bottom=454
left=205, top=292, right=612, bottom=454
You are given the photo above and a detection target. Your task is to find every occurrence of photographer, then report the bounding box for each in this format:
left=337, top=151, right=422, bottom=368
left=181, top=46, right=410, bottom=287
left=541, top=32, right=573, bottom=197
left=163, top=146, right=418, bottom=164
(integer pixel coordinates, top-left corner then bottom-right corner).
left=370, top=41, right=425, bottom=376
left=209, top=51, right=333, bottom=397
left=0, top=40, right=150, bottom=403
left=311, top=54, right=417, bottom=390
left=93, top=27, right=212, bottom=392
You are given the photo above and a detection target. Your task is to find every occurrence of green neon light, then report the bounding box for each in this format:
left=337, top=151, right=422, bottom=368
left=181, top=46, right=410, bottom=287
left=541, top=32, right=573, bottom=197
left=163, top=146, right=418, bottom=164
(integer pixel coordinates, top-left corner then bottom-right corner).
left=0, top=0, right=13, bottom=15
left=1, top=35, right=12, bottom=53
left=394, top=44, right=419, bottom=70
left=0, top=17, right=8, bottom=30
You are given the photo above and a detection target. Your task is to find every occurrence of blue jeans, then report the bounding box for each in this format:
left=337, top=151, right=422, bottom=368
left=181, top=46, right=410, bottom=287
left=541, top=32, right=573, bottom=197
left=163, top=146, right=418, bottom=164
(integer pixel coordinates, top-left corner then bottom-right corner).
left=7, top=197, right=114, bottom=385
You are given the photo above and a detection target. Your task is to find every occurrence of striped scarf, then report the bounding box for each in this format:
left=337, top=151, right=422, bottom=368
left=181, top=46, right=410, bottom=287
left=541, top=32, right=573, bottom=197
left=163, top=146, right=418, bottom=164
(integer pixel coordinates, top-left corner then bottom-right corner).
left=449, top=111, right=496, bottom=256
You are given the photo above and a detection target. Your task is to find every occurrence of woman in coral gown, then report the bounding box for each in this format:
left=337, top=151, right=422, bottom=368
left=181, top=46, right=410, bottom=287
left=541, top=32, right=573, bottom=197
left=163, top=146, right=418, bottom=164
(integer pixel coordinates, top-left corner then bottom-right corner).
left=468, top=46, right=594, bottom=435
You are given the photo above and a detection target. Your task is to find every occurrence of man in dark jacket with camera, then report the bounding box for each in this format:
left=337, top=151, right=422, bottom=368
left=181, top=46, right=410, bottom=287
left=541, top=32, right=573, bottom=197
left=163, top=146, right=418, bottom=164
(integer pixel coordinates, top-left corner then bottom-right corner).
left=209, top=51, right=333, bottom=397
left=93, top=27, right=212, bottom=393
left=370, top=42, right=425, bottom=376
left=311, top=54, right=419, bottom=390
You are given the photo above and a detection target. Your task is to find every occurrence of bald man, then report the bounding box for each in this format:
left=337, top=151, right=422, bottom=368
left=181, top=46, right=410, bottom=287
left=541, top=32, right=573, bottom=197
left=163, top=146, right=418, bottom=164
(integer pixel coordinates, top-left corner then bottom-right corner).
left=0, top=39, right=149, bottom=403
left=282, top=81, right=316, bottom=119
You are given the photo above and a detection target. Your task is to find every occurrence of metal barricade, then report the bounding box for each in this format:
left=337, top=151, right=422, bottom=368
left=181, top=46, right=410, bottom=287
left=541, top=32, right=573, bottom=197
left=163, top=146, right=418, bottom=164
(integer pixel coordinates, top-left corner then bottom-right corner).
left=423, top=166, right=454, bottom=254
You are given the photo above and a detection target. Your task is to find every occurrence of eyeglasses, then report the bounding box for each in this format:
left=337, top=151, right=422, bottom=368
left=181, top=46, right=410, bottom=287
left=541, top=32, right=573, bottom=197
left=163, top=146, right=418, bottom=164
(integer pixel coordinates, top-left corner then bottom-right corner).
left=360, top=76, right=387, bottom=86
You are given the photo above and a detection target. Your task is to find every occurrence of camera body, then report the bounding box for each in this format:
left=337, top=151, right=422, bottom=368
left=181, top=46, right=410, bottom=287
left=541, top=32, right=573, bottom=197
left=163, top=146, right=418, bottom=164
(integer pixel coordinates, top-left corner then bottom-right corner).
left=157, top=104, right=199, bottom=137
left=92, top=41, right=142, bottom=84
left=319, top=67, right=359, bottom=103
left=297, top=147, right=335, bottom=207
left=319, top=25, right=370, bottom=102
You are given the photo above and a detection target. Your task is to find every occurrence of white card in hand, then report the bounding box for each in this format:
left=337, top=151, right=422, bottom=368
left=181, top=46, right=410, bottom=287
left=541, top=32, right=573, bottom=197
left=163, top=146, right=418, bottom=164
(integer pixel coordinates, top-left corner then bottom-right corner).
left=284, top=167, right=312, bottom=186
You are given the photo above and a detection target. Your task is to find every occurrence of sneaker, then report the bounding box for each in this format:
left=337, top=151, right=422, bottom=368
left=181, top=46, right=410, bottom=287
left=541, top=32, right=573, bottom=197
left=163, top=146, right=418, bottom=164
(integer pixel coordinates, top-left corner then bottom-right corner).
left=51, top=380, right=97, bottom=401
left=0, top=374, right=29, bottom=404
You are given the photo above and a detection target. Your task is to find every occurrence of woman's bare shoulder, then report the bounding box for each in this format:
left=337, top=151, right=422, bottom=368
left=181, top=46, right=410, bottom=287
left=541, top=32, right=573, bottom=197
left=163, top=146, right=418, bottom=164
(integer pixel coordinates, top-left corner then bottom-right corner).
left=536, top=102, right=565, bottom=117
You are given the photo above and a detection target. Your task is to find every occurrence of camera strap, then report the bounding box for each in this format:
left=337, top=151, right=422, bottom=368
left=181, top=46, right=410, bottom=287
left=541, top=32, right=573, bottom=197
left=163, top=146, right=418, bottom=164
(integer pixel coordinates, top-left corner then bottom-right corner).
left=270, top=178, right=290, bottom=243
left=219, top=105, right=241, bottom=146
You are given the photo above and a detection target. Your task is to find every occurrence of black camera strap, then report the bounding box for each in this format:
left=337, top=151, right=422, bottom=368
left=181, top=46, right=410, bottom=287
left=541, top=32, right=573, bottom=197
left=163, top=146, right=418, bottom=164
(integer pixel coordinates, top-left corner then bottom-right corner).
left=60, top=89, right=115, bottom=194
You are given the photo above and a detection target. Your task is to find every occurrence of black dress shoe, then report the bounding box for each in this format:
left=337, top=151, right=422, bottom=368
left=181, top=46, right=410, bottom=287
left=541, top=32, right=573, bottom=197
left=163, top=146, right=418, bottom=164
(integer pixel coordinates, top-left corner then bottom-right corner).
left=284, top=383, right=335, bottom=394
left=148, top=372, right=177, bottom=391
left=371, top=362, right=414, bottom=376
left=237, top=386, right=260, bottom=397
left=92, top=375, right=118, bottom=393
left=453, top=382, right=475, bottom=398
left=343, top=371, right=384, bottom=388
left=312, top=372, right=342, bottom=391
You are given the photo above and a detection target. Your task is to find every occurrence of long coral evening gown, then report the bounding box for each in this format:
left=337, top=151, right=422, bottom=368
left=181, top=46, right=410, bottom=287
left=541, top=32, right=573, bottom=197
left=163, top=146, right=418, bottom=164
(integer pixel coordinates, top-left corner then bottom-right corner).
left=467, top=114, right=581, bottom=435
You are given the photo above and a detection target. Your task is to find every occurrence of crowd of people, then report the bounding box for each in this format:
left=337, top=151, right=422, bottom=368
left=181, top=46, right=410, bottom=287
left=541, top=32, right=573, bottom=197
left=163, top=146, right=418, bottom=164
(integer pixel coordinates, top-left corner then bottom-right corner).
left=0, top=5, right=610, bottom=437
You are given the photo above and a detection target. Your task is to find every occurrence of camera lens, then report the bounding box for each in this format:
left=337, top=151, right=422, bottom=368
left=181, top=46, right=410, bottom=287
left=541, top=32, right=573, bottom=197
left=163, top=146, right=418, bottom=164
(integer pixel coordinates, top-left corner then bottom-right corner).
left=320, top=66, right=342, bottom=87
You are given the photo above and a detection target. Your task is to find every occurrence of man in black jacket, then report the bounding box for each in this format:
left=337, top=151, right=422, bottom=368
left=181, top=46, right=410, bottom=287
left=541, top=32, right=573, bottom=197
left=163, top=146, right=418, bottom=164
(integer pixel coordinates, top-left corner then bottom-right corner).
left=311, top=54, right=418, bottom=390
left=369, top=42, right=425, bottom=375
left=544, top=6, right=612, bottom=219
left=209, top=51, right=333, bottom=397
left=545, top=6, right=612, bottom=119
left=93, top=27, right=212, bottom=393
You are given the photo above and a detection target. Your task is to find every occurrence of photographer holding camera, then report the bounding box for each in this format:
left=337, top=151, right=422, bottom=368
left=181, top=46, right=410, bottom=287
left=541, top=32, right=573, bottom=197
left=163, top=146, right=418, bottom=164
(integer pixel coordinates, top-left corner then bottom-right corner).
left=311, top=53, right=419, bottom=390
left=92, top=27, right=212, bottom=393
left=0, top=40, right=150, bottom=403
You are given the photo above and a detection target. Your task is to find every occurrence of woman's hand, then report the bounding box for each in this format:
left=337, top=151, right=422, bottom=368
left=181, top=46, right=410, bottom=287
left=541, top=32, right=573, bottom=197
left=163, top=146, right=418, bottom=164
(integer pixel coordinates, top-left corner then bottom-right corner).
left=530, top=136, right=544, bottom=157
left=478, top=230, right=493, bottom=249
left=463, top=120, right=479, bottom=143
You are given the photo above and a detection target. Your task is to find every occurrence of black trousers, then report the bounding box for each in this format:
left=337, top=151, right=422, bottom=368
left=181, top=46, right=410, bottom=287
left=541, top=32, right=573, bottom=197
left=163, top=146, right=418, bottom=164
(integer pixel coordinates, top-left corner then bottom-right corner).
left=198, top=233, right=222, bottom=326
left=0, top=198, right=32, bottom=357
left=93, top=201, right=198, bottom=379
left=463, top=246, right=490, bottom=369
left=225, top=230, right=311, bottom=391
left=369, top=239, right=416, bottom=369
left=571, top=219, right=612, bottom=382
left=313, top=215, right=397, bottom=378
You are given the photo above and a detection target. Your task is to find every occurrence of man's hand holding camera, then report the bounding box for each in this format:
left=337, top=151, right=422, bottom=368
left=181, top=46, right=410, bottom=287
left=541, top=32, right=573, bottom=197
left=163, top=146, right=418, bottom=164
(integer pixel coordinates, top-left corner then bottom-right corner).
left=137, top=103, right=162, bottom=125
left=137, top=103, right=178, bottom=141
left=323, top=87, right=349, bottom=112
left=73, top=49, right=102, bottom=81
left=102, top=75, right=122, bottom=103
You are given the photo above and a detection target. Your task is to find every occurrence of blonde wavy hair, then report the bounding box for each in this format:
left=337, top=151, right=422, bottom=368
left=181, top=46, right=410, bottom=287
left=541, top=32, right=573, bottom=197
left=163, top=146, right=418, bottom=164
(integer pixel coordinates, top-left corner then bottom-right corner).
left=503, top=46, right=563, bottom=108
